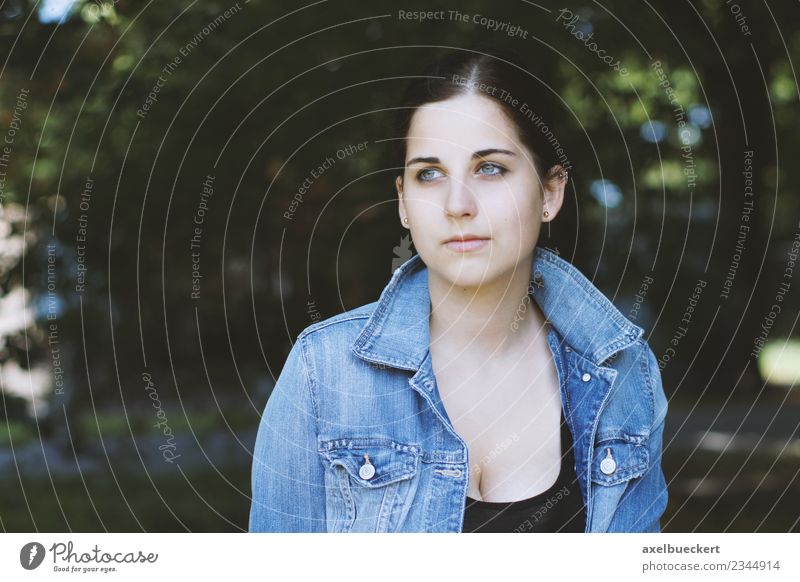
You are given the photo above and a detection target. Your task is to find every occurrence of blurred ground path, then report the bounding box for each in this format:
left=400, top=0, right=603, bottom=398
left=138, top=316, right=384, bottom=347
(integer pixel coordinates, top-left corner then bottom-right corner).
left=664, top=399, right=800, bottom=455
left=0, top=426, right=258, bottom=479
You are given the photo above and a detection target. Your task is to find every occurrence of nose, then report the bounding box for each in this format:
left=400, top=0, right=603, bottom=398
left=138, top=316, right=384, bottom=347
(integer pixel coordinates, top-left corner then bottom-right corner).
left=443, top=178, right=478, bottom=219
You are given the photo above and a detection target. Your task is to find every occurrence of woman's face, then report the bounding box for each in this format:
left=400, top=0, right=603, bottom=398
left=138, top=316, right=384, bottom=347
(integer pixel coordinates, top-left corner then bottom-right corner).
left=397, top=92, right=564, bottom=290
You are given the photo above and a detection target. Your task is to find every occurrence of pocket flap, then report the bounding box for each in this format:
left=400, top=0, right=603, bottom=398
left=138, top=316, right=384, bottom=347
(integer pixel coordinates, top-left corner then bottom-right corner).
left=318, top=438, right=420, bottom=488
left=590, top=437, right=649, bottom=486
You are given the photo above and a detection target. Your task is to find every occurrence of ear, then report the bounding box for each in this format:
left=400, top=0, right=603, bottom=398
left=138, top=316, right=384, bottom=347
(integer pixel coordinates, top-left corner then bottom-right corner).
left=541, top=165, right=567, bottom=222
left=396, top=175, right=409, bottom=229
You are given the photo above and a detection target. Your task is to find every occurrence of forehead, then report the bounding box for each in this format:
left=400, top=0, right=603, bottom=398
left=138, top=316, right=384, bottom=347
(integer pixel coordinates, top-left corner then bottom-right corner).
left=405, top=93, right=520, bottom=153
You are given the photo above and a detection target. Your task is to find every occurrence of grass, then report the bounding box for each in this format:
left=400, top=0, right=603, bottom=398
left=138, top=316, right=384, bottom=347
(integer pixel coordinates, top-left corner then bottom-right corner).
left=0, top=466, right=252, bottom=532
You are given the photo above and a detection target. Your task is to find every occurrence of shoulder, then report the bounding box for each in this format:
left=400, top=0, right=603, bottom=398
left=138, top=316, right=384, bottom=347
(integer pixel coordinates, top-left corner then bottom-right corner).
left=280, top=302, right=378, bottom=391
left=637, top=338, right=668, bottom=425
left=296, top=300, right=377, bottom=343
left=606, top=338, right=668, bottom=431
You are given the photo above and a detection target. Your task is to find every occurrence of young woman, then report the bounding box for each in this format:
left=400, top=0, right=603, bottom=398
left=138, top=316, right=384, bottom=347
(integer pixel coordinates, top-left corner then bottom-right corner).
left=249, top=48, right=668, bottom=533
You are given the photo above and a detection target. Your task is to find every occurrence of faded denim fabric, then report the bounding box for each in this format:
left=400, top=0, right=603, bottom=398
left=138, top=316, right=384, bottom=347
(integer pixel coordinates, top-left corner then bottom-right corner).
left=249, top=246, right=669, bottom=533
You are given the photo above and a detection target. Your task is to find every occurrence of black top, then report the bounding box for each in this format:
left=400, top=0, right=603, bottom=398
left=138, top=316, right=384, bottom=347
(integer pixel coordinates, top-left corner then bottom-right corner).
left=461, top=409, right=586, bottom=532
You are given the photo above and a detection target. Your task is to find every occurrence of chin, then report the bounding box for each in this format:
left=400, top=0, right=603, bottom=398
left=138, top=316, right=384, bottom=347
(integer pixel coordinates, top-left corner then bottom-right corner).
left=432, top=258, right=508, bottom=290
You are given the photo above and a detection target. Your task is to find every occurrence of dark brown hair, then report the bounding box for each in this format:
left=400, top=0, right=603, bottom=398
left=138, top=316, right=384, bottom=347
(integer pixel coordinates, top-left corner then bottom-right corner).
left=392, top=43, right=566, bottom=186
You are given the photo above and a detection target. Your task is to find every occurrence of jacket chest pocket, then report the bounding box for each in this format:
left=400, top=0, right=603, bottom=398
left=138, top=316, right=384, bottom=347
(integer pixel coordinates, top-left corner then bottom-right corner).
left=318, top=438, right=421, bottom=533
left=588, top=434, right=649, bottom=531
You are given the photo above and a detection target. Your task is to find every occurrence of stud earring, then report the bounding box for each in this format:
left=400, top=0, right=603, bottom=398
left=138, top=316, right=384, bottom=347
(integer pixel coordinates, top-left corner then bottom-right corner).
left=403, top=217, right=409, bottom=225
left=543, top=210, right=550, bottom=218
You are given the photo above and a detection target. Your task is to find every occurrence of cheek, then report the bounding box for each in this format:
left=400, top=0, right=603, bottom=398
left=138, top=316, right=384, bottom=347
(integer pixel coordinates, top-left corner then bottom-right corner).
left=404, top=195, right=438, bottom=227
left=488, top=205, right=540, bottom=260
left=404, top=202, right=440, bottom=249
left=487, top=195, right=539, bottom=236
left=400, top=193, right=421, bottom=221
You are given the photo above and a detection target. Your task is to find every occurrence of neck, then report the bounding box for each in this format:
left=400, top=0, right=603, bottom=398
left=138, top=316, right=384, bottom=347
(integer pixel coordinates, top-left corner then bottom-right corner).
left=428, top=255, right=547, bottom=356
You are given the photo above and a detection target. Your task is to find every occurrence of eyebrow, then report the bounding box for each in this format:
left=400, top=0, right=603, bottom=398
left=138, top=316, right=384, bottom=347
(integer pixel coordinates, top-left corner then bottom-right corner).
left=405, top=148, right=516, bottom=167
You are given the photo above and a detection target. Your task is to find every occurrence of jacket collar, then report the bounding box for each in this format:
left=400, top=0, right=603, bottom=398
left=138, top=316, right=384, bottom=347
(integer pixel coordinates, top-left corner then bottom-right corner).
left=351, top=246, right=643, bottom=370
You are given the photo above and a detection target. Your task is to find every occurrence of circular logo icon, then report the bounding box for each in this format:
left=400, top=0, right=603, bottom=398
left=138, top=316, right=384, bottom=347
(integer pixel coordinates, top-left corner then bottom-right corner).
left=20, top=542, right=46, bottom=570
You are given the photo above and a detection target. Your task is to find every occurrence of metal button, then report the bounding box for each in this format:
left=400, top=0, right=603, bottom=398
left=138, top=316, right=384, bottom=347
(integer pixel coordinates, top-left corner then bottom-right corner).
left=359, top=454, right=375, bottom=479
left=600, top=448, right=616, bottom=475
left=582, top=373, right=591, bottom=382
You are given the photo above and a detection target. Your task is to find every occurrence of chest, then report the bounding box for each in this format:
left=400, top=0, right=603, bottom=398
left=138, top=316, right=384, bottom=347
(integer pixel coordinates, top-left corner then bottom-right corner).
left=431, top=341, right=565, bottom=502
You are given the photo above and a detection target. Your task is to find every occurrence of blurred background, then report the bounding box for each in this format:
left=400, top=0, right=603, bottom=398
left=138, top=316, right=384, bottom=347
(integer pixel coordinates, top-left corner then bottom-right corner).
left=0, top=0, right=798, bottom=532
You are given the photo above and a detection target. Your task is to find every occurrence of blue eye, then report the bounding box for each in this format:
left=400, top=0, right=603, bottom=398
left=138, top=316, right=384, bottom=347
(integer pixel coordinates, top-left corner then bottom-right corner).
left=416, top=168, right=443, bottom=182
left=414, top=164, right=505, bottom=182
left=477, top=163, right=506, bottom=176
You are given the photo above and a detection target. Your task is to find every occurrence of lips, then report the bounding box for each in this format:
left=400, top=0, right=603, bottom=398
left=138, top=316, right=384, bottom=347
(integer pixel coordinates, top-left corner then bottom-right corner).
left=443, top=235, right=490, bottom=253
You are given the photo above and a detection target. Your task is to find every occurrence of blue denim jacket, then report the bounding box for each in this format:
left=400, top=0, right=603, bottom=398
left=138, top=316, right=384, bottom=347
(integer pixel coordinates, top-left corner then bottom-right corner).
left=249, top=246, right=668, bottom=533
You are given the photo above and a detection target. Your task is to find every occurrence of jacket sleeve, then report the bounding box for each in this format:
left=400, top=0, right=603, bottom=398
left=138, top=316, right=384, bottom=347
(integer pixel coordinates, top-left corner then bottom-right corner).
left=249, top=336, right=327, bottom=532
left=608, top=344, right=669, bottom=532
